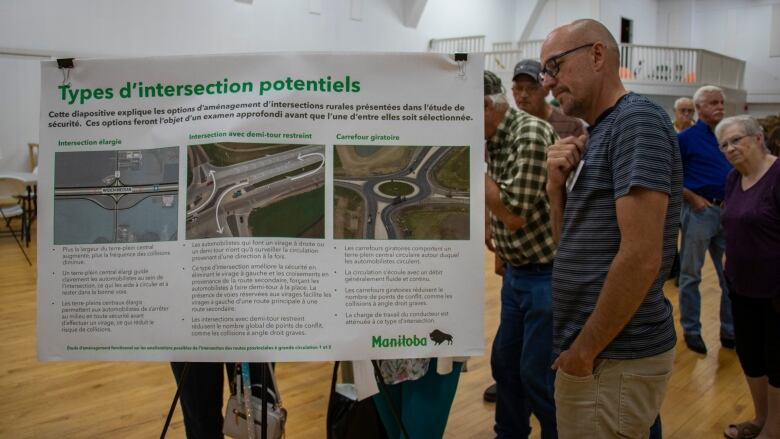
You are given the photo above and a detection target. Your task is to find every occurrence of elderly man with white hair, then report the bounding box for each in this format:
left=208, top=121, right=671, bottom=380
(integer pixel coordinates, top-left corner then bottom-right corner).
left=677, top=85, right=735, bottom=355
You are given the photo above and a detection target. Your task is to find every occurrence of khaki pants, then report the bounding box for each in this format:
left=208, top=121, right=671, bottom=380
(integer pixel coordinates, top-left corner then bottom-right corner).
left=554, top=348, right=675, bottom=439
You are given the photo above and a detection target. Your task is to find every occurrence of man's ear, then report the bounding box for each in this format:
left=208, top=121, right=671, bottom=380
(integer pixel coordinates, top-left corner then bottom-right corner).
left=591, top=42, right=607, bottom=71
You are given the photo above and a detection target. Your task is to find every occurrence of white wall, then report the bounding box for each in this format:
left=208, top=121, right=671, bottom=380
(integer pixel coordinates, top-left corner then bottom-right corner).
left=681, top=0, right=780, bottom=106
left=419, top=0, right=516, bottom=48
left=0, top=0, right=435, bottom=57
left=600, top=0, right=658, bottom=44
left=526, top=0, right=599, bottom=40
left=522, top=0, right=658, bottom=44
left=0, top=58, right=41, bottom=172
left=1, top=0, right=777, bottom=170
left=0, top=0, right=517, bottom=171
left=656, top=0, right=694, bottom=47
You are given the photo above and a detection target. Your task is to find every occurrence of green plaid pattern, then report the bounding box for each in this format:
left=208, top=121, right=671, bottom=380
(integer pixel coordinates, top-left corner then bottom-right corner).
left=487, top=108, right=558, bottom=266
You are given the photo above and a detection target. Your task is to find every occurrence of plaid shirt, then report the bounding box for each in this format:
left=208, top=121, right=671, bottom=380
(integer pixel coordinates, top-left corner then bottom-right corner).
left=487, top=108, right=558, bottom=266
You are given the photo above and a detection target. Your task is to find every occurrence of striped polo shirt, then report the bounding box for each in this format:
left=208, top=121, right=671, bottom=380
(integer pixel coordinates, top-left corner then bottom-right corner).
left=552, top=92, right=682, bottom=359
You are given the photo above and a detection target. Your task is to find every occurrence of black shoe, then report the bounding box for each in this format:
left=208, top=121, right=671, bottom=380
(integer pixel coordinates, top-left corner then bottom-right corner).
left=483, top=383, right=497, bottom=403
left=721, top=336, right=736, bottom=349
left=684, top=333, right=707, bottom=354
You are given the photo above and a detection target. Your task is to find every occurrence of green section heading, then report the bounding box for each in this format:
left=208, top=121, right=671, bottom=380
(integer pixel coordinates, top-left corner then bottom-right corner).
left=57, top=76, right=362, bottom=105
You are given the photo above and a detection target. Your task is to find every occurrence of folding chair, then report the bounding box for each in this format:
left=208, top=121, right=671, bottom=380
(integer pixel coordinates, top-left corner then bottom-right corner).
left=0, top=177, right=32, bottom=266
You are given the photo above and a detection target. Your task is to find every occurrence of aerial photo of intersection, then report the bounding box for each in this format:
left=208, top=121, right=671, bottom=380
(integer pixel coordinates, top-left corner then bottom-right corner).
left=186, top=142, right=325, bottom=239
left=333, top=145, right=469, bottom=240
left=53, top=147, right=179, bottom=245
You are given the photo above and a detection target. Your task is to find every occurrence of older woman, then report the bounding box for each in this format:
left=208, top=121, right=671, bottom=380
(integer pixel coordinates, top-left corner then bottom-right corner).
left=717, top=115, right=780, bottom=439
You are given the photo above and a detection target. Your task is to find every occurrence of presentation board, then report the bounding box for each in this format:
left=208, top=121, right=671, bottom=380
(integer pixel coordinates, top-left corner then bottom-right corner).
left=37, top=52, right=485, bottom=361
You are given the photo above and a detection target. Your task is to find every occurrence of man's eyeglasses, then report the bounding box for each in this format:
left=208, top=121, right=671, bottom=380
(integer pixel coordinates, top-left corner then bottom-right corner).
left=678, top=109, right=695, bottom=115
left=511, top=84, right=541, bottom=95
left=719, top=134, right=749, bottom=152
left=541, top=43, right=595, bottom=78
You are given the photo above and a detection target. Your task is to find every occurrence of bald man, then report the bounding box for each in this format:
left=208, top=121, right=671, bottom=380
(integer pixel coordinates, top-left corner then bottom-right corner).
left=541, top=19, right=682, bottom=438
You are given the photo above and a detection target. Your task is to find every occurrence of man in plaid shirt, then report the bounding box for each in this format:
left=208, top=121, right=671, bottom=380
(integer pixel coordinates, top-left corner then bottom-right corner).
left=483, top=70, right=560, bottom=439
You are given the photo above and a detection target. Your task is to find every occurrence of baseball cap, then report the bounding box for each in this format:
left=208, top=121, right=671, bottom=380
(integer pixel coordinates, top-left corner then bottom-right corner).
left=512, top=59, right=543, bottom=84
left=484, top=70, right=503, bottom=95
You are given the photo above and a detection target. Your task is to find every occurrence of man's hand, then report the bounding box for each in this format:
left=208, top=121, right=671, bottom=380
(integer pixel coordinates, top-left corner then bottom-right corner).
left=688, top=192, right=712, bottom=212
left=552, top=348, right=595, bottom=377
left=546, top=134, right=587, bottom=191
left=485, top=208, right=496, bottom=252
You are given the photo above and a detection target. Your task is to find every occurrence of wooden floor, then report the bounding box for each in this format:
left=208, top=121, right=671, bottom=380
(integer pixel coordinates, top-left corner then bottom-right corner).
left=0, top=226, right=752, bottom=438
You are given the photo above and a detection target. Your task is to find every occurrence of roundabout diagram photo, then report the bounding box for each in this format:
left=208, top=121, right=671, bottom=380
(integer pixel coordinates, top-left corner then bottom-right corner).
left=333, top=145, right=469, bottom=240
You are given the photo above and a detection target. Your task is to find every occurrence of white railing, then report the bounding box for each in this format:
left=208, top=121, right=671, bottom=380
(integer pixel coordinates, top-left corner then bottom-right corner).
left=619, top=44, right=744, bottom=89
left=492, top=41, right=516, bottom=51
left=428, top=35, right=485, bottom=54
left=616, top=44, right=745, bottom=89
left=432, top=38, right=745, bottom=91
left=483, top=40, right=544, bottom=72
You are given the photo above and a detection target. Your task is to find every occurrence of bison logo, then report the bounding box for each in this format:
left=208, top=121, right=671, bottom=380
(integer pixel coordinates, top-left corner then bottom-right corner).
left=429, top=329, right=453, bottom=345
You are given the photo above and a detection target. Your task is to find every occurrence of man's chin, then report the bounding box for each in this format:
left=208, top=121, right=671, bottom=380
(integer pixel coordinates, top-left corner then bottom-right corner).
left=558, top=99, right=575, bottom=116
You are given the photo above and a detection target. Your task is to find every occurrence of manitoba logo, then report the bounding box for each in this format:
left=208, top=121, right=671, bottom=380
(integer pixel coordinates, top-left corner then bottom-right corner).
left=429, top=329, right=453, bottom=345
left=371, top=334, right=427, bottom=348
left=370, top=329, right=454, bottom=348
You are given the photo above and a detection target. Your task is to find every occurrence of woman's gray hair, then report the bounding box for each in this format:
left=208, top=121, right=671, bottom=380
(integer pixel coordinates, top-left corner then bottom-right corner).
left=715, top=115, right=767, bottom=150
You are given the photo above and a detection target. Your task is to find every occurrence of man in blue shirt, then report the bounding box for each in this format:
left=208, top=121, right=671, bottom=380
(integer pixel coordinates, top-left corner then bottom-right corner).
left=677, top=85, right=734, bottom=354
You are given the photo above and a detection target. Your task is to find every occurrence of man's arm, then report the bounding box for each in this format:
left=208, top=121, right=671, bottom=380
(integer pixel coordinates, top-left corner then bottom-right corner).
left=553, top=186, right=669, bottom=376
left=545, top=135, right=587, bottom=243
left=547, top=185, right=565, bottom=244
left=485, top=174, right=526, bottom=232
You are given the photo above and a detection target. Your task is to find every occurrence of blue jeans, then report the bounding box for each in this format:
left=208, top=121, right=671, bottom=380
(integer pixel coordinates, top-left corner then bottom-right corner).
left=491, top=263, right=557, bottom=439
left=678, top=203, right=733, bottom=338
left=649, top=415, right=662, bottom=439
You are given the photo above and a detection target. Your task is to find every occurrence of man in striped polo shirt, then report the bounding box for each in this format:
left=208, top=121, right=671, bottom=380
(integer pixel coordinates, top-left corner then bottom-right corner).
left=541, top=19, right=682, bottom=438
left=484, top=70, right=560, bottom=439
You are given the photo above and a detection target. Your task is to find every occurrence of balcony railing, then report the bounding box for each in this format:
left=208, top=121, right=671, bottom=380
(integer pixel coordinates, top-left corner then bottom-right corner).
left=428, top=35, right=485, bottom=54
left=429, top=37, right=745, bottom=90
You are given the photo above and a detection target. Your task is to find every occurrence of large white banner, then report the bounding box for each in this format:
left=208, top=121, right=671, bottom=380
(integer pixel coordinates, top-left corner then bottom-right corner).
left=37, top=52, right=485, bottom=361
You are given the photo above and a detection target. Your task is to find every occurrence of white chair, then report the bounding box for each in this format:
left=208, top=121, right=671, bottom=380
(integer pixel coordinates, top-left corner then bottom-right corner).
left=0, top=177, right=32, bottom=265
left=28, top=143, right=39, bottom=172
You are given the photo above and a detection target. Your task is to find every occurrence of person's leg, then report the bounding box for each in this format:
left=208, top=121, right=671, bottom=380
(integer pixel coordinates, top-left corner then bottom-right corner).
left=373, top=377, right=404, bottom=439
left=747, top=376, right=769, bottom=427
left=649, top=415, right=663, bottom=439
left=761, top=384, right=780, bottom=439
left=171, top=362, right=226, bottom=439
left=759, top=300, right=780, bottom=438
left=554, top=363, right=599, bottom=439
left=589, top=349, right=674, bottom=439
left=518, top=267, right=557, bottom=439
left=709, top=217, right=734, bottom=341
left=726, top=294, right=769, bottom=438
left=678, top=204, right=712, bottom=339
left=396, top=359, right=463, bottom=438
left=492, top=264, right=532, bottom=438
